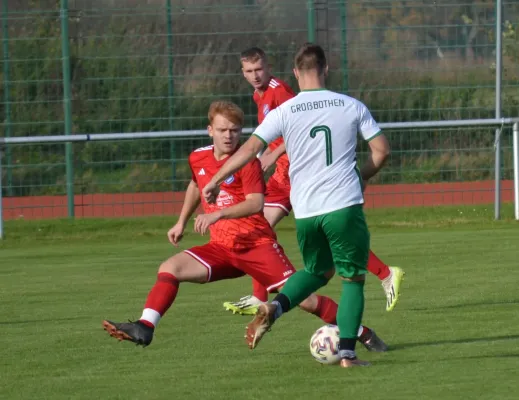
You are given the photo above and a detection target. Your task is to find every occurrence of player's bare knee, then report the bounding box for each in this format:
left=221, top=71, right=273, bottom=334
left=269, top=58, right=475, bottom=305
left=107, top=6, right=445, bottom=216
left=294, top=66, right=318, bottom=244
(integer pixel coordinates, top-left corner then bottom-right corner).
left=264, top=207, right=286, bottom=227
left=158, top=256, right=184, bottom=278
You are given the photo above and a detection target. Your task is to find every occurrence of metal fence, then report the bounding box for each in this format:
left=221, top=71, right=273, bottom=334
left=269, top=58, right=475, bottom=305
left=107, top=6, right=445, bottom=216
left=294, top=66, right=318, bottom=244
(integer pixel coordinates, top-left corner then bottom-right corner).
left=1, top=0, right=519, bottom=223
left=2, top=119, right=519, bottom=240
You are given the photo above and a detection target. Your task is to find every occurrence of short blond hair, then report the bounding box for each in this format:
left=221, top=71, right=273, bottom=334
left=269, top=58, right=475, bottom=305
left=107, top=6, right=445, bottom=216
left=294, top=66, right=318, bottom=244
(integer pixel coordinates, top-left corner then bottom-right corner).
left=208, top=101, right=244, bottom=127
left=240, top=47, right=267, bottom=65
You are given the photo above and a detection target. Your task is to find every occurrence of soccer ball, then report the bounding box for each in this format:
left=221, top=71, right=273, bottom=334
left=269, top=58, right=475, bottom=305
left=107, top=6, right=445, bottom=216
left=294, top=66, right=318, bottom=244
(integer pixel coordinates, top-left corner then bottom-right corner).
left=309, top=324, right=341, bottom=365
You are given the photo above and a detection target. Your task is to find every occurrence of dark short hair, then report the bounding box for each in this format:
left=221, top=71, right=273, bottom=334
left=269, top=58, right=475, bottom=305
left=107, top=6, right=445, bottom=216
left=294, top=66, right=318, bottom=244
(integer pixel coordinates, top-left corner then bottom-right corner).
left=294, top=43, right=327, bottom=74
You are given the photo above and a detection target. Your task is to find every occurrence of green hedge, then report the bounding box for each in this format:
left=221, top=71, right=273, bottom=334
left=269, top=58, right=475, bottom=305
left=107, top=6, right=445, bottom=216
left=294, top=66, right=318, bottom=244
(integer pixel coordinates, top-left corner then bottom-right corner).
left=1, top=13, right=518, bottom=196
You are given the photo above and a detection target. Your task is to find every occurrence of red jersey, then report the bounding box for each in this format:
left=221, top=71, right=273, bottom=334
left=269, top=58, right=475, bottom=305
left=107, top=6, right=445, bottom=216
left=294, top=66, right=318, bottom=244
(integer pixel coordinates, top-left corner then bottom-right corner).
left=189, top=145, right=277, bottom=249
left=253, top=77, right=295, bottom=186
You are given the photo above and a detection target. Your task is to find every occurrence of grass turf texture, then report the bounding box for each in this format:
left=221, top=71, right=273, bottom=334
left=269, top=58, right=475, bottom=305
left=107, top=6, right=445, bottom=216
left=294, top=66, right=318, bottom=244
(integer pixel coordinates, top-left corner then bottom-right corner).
left=1, top=204, right=518, bottom=399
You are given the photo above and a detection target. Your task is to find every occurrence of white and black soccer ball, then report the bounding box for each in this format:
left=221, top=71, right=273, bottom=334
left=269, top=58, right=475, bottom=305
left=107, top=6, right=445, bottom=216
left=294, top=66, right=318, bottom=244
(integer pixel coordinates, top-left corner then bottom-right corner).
left=309, top=324, right=341, bottom=365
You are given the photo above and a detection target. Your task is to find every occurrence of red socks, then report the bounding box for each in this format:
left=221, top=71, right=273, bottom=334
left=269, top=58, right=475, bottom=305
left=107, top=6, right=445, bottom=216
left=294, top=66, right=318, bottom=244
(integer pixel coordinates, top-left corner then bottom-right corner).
left=139, top=272, right=179, bottom=328
left=367, top=250, right=391, bottom=281
left=311, top=296, right=370, bottom=339
left=252, top=279, right=269, bottom=302
left=312, top=295, right=338, bottom=325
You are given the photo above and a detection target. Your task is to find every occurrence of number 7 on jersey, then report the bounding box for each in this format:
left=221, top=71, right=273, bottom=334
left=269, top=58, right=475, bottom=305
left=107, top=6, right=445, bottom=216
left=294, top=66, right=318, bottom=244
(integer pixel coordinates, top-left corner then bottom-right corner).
left=310, top=125, right=332, bottom=166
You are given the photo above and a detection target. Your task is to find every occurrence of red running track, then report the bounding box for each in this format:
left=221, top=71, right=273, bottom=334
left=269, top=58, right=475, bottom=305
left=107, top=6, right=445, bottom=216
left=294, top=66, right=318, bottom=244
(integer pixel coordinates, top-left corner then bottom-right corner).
left=2, top=180, right=514, bottom=220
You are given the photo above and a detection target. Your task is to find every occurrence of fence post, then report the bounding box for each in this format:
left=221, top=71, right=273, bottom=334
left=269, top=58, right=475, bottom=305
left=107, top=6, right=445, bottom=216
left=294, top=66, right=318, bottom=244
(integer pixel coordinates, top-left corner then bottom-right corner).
left=339, top=0, right=348, bottom=93
left=307, top=0, right=315, bottom=42
left=60, top=0, right=74, bottom=217
left=2, top=0, right=13, bottom=196
left=166, top=0, right=177, bottom=190
left=513, top=123, right=519, bottom=221
left=494, top=0, right=502, bottom=220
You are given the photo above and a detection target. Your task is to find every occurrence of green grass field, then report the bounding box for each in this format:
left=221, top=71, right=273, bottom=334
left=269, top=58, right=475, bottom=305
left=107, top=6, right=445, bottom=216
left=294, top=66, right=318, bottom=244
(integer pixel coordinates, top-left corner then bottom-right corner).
left=1, top=205, right=518, bottom=400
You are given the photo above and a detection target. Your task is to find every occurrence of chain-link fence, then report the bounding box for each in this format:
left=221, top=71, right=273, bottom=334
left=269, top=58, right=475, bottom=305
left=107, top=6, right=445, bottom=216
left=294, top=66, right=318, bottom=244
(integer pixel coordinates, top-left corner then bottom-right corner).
left=1, top=0, right=518, bottom=218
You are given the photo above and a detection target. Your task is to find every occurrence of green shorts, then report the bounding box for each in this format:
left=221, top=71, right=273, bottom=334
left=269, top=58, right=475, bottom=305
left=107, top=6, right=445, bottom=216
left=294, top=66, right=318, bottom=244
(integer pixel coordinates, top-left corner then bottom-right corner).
left=295, top=205, right=370, bottom=279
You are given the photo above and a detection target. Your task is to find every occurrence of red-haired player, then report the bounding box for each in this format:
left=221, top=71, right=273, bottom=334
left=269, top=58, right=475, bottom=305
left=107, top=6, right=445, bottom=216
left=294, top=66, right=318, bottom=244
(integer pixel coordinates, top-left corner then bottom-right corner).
left=102, top=100, right=387, bottom=351
left=222, top=47, right=404, bottom=315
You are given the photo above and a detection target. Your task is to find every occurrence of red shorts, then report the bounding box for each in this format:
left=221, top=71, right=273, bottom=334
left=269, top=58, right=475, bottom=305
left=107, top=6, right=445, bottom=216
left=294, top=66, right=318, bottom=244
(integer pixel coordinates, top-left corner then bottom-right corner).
left=264, top=178, right=292, bottom=215
left=184, top=242, right=295, bottom=292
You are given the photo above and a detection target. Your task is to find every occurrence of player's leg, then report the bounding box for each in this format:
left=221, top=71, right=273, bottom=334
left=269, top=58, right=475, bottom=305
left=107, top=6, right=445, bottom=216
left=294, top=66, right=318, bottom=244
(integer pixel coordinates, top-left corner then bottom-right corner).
left=323, top=205, right=372, bottom=367
left=243, top=220, right=335, bottom=348
left=367, top=250, right=405, bottom=311
left=221, top=206, right=286, bottom=313
left=240, top=241, right=337, bottom=324
left=241, top=240, right=387, bottom=352
left=295, top=289, right=387, bottom=352
left=239, top=237, right=330, bottom=349
left=274, top=214, right=335, bottom=311
left=222, top=279, right=268, bottom=316
left=264, top=205, right=289, bottom=227
left=102, top=244, right=243, bottom=346
left=263, top=176, right=292, bottom=229
left=102, top=252, right=208, bottom=346
left=367, top=250, right=390, bottom=280
left=295, top=278, right=337, bottom=325
left=222, top=181, right=290, bottom=315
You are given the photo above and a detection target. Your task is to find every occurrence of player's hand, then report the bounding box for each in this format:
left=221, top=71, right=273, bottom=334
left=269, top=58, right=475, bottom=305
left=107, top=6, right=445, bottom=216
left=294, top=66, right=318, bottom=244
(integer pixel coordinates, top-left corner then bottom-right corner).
left=259, top=152, right=278, bottom=172
left=167, top=223, right=185, bottom=246
left=202, top=181, right=220, bottom=204
left=194, top=212, right=221, bottom=235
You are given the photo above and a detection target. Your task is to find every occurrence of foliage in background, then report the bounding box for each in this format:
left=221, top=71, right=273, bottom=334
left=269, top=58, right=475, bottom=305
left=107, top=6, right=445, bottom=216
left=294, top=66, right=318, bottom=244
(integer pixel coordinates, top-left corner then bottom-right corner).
left=1, top=0, right=518, bottom=195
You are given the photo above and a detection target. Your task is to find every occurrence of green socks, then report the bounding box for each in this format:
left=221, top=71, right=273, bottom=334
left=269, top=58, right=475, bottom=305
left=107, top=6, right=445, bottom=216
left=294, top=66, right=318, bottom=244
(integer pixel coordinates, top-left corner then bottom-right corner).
left=279, top=270, right=329, bottom=311
left=337, top=279, right=365, bottom=340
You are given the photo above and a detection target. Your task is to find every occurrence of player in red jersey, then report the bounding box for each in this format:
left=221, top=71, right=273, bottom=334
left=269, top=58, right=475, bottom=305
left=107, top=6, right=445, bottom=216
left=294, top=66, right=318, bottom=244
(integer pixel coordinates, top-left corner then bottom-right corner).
left=222, top=47, right=405, bottom=315
left=102, top=100, right=387, bottom=351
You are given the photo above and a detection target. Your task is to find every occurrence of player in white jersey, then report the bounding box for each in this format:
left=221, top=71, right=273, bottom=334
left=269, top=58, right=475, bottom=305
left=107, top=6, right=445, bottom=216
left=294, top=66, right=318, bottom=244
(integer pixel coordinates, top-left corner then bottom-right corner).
left=202, top=43, right=390, bottom=367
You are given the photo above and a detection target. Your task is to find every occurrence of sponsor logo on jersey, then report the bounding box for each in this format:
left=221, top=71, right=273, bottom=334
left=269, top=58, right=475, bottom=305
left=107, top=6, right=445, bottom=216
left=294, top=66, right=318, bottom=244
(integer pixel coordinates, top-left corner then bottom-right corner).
left=216, top=190, right=234, bottom=208
left=198, top=168, right=206, bottom=176
left=263, top=104, right=270, bottom=116
left=224, top=175, right=235, bottom=185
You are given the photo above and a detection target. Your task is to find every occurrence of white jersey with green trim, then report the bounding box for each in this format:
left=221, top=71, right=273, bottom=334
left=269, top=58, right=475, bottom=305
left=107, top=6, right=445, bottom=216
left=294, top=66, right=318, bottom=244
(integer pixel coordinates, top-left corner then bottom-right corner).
left=253, top=89, right=381, bottom=219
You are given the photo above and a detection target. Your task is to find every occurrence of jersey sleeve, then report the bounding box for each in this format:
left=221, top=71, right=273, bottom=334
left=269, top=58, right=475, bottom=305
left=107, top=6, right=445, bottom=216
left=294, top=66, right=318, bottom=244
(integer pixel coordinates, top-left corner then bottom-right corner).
left=188, top=154, right=197, bottom=183
left=253, top=107, right=283, bottom=147
left=356, top=100, right=381, bottom=141
left=239, top=159, right=266, bottom=195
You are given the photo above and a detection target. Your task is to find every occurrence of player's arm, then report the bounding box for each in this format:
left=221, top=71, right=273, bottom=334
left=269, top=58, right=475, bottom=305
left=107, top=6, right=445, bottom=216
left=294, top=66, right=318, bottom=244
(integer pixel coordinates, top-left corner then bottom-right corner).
left=360, top=135, right=390, bottom=181
left=195, top=193, right=264, bottom=235
left=356, top=101, right=391, bottom=184
left=218, top=193, right=264, bottom=220
left=203, top=109, right=283, bottom=203
left=176, top=180, right=201, bottom=227
left=195, top=155, right=266, bottom=237
left=259, top=141, right=285, bottom=172
left=269, top=141, right=286, bottom=160
left=259, top=146, right=272, bottom=157
left=212, top=135, right=265, bottom=186
left=168, top=178, right=201, bottom=246
left=194, top=192, right=264, bottom=235
left=219, top=158, right=266, bottom=219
